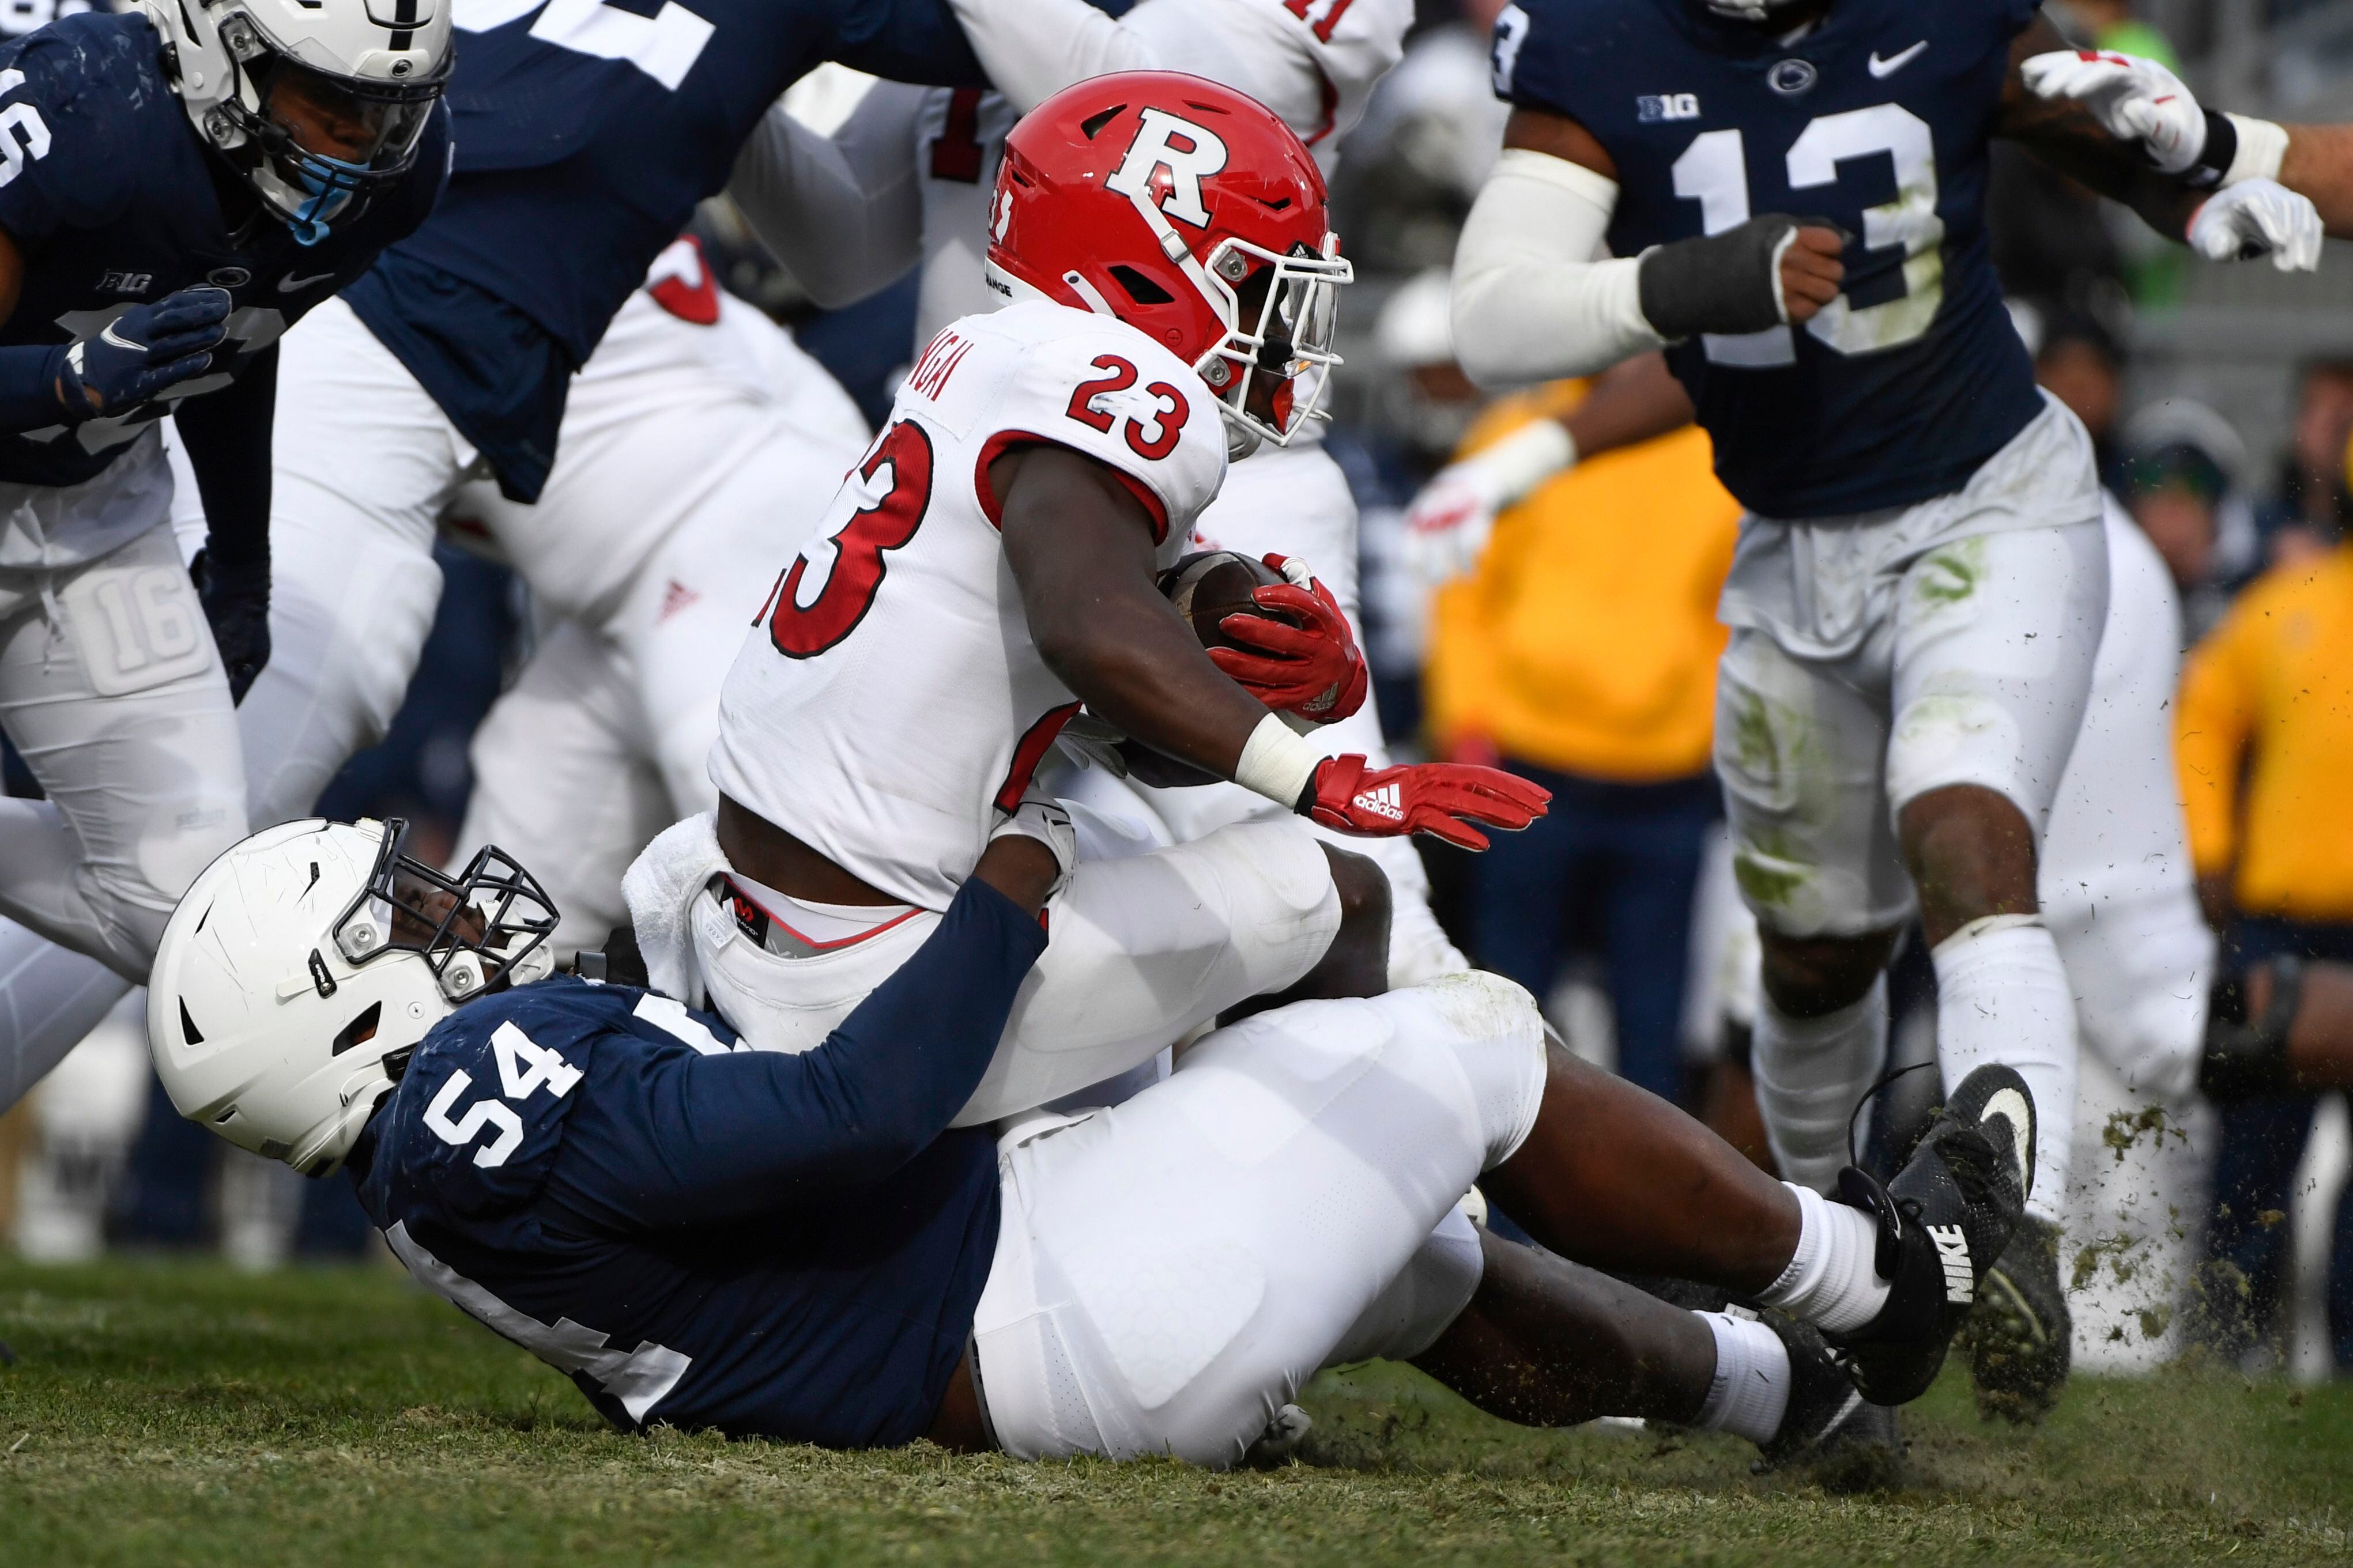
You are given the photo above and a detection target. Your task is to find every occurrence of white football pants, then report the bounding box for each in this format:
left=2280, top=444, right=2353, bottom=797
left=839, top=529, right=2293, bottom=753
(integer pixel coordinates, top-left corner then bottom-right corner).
left=1720, top=397, right=2107, bottom=1218
left=655, top=811, right=1343, bottom=1126
left=0, top=521, right=246, bottom=992
left=974, top=973, right=1547, bottom=1467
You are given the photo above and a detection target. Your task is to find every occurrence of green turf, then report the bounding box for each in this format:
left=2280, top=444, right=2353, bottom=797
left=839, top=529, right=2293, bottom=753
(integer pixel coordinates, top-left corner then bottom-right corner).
left=2, top=1257, right=2347, bottom=1566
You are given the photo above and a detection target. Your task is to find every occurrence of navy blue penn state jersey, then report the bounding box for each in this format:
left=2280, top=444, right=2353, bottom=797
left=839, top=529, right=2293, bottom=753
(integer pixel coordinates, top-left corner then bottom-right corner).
left=0, top=11, right=447, bottom=488
left=348, top=878, right=1047, bottom=1445
left=1492, top=0, right=2046, bottom=518
left=344, top=0, right=986, bottom=500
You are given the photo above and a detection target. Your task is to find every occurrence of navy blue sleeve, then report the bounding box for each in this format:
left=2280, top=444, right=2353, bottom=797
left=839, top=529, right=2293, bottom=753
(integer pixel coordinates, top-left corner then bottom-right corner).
left=171, top=344, right=275, bottom=567
left=548, top=877, right=1046, bottom=1231
left=824, top=0, right=989, bottom=89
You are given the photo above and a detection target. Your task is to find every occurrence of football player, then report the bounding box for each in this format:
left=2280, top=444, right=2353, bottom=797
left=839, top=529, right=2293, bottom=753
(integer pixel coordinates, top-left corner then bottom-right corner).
left=726, top=0, right=1473, bottom=987
left=629, top=73, right=1546, bottom=1124
left=0, top=0, right=447, bottom=1091
left=0, top=0, right=997, bottom=1106
left=440, top=237, right=872, bottom=956
left=1417, top=0, right=2336, bottom=1420
left=148, top=814, right=2035, bottom=1465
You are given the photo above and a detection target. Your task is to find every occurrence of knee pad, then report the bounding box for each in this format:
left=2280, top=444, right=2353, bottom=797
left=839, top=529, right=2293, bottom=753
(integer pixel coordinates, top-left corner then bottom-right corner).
left=1415, top=971, right=1548, bottom=1169
left=2201, top=957, right=2301, bottom=1101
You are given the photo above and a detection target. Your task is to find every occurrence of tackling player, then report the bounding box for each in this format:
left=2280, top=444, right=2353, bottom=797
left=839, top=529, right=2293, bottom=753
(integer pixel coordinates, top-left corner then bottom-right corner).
left=0, top=0, right=447, bottom=1096
left=0, top=0, right=997, bottom=1106
left=634, top=73, right=1546, bottom=1124
left=726, top=0, right=1473, bottom=987
left=1417, top=0, right=2336, bottom=1420
left=147, top=814, right=2037, bottom=1466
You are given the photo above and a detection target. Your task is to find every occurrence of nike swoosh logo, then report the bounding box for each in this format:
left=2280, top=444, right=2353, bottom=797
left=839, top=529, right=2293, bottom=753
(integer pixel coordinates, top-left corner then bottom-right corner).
left=99, top=322, right=144, bottom=351
left=1868, top=40, right=1928, bottom=77
left=278, top=270, right=335, bottom=293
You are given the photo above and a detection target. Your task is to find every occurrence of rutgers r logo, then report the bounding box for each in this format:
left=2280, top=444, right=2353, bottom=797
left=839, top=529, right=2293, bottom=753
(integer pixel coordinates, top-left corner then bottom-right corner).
left=1106, top=108, right=1228, bottom=230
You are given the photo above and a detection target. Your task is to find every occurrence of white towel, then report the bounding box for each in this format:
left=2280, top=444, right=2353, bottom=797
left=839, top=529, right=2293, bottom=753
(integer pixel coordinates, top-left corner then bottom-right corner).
left=621, top=811, right=730, bottom=1004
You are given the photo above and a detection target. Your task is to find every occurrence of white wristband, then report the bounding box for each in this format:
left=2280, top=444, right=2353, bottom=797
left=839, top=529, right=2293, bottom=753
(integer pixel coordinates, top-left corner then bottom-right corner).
left=1234, top=711, right=1323, bottom=810
left=2224, top=114, right=2289, bottom=186
left=1462, top=418, right=1578, bottom=511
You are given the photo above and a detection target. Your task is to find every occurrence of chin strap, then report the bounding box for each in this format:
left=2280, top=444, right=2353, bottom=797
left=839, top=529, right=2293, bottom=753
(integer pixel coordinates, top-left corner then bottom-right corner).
left=2200, top=954, right=2304, bottom=1101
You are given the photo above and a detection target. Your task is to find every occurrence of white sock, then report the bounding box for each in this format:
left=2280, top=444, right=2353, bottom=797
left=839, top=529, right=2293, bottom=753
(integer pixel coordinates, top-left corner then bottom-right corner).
left=1751, top=975, right=1888, bottom=1195
left=1930, top=916, right=2077, bottom=1226
left=1758, top=1181, right=1889, bottom=1335
left=1694, top=1310, right=1791, bottom=1445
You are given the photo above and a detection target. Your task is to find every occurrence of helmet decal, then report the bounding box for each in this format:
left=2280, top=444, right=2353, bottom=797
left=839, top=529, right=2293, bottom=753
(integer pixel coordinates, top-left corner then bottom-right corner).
left=1106, top=109, right=1229, bottom=231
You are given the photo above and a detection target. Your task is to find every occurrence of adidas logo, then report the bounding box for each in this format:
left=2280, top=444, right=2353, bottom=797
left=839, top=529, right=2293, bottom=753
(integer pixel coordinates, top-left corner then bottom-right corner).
left=1352, top=783, right=1405, bottom=821
left=1929, top=1223, right=1973, bottom=1303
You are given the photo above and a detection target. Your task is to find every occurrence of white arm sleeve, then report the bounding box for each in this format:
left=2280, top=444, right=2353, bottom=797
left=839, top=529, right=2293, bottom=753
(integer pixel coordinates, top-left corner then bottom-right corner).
left=727, top=82, right=927, bottom=310
left=1449, top=149, right=1666, bottom=388
left=943, top=0, right=1160, bottom=115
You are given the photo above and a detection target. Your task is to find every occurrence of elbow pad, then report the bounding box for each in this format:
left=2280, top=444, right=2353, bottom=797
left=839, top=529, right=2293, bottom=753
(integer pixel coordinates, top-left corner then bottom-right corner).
left=1450, top=149, right=1663, bottom=387
left=1636, top=214, right=1813, bottom=341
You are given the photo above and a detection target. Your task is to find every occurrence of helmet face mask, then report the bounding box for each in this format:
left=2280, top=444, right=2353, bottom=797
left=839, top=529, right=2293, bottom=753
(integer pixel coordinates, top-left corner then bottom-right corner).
left=140, top=0, right=451, bottom=245
left=1192, top=235, right=1352, bottom=455
left=332, top=821, right=560, bottom=1004
left=984, top=72, right=1355, bottom=460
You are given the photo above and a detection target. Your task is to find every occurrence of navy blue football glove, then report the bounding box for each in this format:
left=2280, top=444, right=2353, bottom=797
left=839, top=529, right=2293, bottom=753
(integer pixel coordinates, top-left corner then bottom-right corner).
left=191, top=549, right=271, bottom=704
left=53, top=286, right=232, bottom=422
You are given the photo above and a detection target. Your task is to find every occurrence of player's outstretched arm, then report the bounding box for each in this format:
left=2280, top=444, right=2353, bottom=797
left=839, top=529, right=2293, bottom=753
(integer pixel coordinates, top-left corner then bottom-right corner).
left=2007, top=20, right=2324, bottom=268
left=940, top=0, right=1157, bottom=117
left=1402, top=353, right=1696, bottom=585
left=547, top=851, right=1051, bottom=1233
left=2277, top=126, right=2353, bottom=236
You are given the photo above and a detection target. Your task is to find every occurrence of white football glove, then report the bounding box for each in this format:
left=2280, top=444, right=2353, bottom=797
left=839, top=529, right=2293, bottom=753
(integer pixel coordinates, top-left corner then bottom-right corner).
left=2020, top=50, right=2208, bottom=175
left=987, top=791, right=1078, bottom=901
left=2189, top=178, right=2324, bottom=271
left=1401, top=419, right=1577, bottom=587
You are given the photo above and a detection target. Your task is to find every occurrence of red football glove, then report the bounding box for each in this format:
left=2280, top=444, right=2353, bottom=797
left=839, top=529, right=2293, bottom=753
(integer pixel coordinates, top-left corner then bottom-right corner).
left=1204, top=555, right=1368, bottom=723
left=1300, top=754, right=1551, bottom=850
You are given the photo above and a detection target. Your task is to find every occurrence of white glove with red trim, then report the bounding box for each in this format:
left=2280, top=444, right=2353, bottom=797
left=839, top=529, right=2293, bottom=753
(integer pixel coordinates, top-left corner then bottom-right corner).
left=2019, top=50, right=2208, bottom=174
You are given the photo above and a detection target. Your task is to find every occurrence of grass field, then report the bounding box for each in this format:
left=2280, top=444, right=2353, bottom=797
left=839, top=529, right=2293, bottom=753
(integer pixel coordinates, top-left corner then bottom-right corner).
left=3, top=1257, right=2349, bottom=1566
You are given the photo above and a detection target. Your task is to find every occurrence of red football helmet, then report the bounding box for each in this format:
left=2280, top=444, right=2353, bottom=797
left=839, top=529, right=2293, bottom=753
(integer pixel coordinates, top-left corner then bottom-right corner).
left=985, top=71, right=1353, bottom=456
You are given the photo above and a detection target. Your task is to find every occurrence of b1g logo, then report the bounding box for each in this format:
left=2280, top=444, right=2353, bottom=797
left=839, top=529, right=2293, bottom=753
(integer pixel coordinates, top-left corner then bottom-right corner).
left=1638, top=93, right=1701, bottom=123
left=1107, top=109, right=1228, bottom=229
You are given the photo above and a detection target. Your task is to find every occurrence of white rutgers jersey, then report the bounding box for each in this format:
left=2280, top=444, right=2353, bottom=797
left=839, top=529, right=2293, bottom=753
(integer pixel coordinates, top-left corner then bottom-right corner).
left=710, top=300, right=1228, bottom=909
left=902, top=0, right=1410, bottom=347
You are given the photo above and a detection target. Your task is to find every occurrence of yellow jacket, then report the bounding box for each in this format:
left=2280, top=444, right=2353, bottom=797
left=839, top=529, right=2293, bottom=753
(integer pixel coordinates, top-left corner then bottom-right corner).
left=1425, top=386, right=1741, bottom=781
left=2176, top=543, right=2353, bottom=920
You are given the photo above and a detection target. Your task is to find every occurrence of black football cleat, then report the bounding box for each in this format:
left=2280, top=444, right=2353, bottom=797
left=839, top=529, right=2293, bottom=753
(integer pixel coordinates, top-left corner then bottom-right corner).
left=1962, top=1214, right=2072, bottom=1423
left=1823, top=1064, right=2035, bottom=1406
left=1755, top=1309, right=1902, bottom=1489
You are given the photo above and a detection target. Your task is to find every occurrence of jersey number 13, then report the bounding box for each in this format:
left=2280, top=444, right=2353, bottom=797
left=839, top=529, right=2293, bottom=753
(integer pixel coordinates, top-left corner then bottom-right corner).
left=1671, top=104, right=1945, bottom=367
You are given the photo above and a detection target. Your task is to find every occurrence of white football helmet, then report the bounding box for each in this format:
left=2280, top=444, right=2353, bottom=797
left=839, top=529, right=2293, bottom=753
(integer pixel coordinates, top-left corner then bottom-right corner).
left=148, top=818, right=559, bottom=1177
left=135, top=0, right=451, bottom=245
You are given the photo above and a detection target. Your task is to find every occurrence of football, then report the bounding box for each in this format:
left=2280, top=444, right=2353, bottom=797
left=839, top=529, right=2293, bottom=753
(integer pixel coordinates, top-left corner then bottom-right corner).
left=1157, top=549, right=1296, bottom=653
